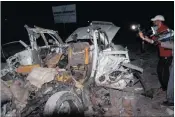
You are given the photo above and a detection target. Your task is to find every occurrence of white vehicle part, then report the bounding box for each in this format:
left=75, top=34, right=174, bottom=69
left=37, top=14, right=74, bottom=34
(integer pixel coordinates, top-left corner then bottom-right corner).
left=19, top=40, right=29, bottom=49
left=1, top=63, right=9, bottom=77
left=94, top=50, right=142, bottom=89
left=91, top=21, right=120, bottom=44
left=40, top=33, right=49, bottom=46
left=34, top=25, right=63, bottom=44
left=96, top=73, right=133, bottom=90
left=6, top=54, right=19, bottom=72
left=121, top=63, right=143, bottom=73
left=90, top=30, right=99, bottom=78
left=111, top=44, right=127, bottom=51
left=17, top=49, right=41, bottom=65
left=25, top=25, right=63, bottom=50
left=95, top=54, right=129, bottom=79
left=1, top=49, right=42, bottom=77
left=2, top=40, right=27, bottom=48
left=99, top=31, right=109, bottom=46
left=1, top=68, right=10, bottom=77
left=25, top=25, right=38, bottom=50
left=1, top=40, right=29, bottom=60
left=44, top=91, right=84, bottom=116
left=88, top=30, right=132, bottom=89
left=102, top=50, right=130, bottom=63
left=66, top=21, right=120, bottom=44
left=66, top=27, right=92, bottom=43
left=27, top=67, right=57, bottom=88
left=6, top=49, right=41, bottom=67
left=95, top=52, right=133, bottom=90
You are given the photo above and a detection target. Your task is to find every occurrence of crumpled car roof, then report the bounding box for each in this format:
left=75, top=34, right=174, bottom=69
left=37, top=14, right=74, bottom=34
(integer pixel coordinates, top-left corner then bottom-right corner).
left=66, top=21, right=120, bottom=44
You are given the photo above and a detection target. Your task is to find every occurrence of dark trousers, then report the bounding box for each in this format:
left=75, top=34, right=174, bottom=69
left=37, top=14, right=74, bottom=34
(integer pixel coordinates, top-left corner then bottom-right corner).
left=157, top=56, right=173, bottom=91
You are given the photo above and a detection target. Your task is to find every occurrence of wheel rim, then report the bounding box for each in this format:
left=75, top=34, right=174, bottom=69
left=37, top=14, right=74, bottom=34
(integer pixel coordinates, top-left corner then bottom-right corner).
left=58, top=101, right=71, bottom=115
left=56, top=100, right=80, bottom=116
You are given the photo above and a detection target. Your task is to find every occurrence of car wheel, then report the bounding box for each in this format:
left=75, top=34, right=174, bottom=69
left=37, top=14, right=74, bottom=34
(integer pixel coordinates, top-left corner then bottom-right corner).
left=44, top=91, right=84, bottom=117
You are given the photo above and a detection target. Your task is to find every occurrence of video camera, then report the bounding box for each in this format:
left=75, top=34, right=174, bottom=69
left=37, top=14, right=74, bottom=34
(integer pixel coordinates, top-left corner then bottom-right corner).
left=131, top=24, right=154, bottom=37
left=131, top=24, right=174, bottom=42
left=131, top=24, right=141, bottom=32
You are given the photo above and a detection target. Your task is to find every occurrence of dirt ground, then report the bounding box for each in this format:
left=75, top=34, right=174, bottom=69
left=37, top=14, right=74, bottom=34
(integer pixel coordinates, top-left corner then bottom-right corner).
left=123, top=43, right=174, bottom=117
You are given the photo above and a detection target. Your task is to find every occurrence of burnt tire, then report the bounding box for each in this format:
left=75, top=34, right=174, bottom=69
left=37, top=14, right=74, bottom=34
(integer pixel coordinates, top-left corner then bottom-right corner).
left=44, top=91, right=84, bottom=117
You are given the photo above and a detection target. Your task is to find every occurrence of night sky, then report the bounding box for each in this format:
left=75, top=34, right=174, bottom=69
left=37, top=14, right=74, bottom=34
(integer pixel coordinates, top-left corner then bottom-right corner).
left=1, top=1, right=174, bottom=44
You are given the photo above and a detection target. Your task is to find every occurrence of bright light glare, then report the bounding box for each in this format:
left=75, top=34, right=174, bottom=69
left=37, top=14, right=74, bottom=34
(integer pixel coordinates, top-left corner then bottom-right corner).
left=131, top=25, right=136, bottom=30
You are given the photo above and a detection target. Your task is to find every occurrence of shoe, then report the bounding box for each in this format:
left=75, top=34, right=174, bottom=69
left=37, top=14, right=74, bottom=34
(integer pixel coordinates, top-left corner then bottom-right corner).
left=161, top=101, right=174, bottom=106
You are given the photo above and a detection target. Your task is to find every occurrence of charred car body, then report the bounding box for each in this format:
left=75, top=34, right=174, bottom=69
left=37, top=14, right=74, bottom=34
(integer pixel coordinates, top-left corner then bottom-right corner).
left=1, top=21, right=145, bottom=117
left=1, top=25, right=66, bottom=77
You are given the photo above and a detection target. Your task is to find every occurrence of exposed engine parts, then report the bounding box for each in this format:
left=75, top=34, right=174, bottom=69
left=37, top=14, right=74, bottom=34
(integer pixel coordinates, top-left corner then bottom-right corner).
left=1, top=21, right=146, bottom=117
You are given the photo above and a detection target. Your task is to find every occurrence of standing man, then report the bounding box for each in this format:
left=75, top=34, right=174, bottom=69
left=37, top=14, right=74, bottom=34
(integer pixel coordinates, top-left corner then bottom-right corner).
left=139, top=15, right=173, bottom=91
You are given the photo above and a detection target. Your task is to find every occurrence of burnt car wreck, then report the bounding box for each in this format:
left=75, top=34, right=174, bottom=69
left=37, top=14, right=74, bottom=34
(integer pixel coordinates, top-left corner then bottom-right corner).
left=1, top=21, right=146, bottom=117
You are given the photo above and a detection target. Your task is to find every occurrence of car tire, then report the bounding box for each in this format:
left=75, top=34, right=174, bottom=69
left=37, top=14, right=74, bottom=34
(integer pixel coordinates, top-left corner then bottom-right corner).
left=44, top=91, right=84, bottom=117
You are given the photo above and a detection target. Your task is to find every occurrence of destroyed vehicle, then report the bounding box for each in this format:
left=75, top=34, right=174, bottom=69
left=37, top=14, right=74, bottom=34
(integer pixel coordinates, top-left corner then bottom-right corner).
left=1, top=21, right=146, bottom=117
left=1, top=25, right=67, bottom=78
left=64, top=21, right=144, bottom=89
left=43, top=21, right=146, bottom=117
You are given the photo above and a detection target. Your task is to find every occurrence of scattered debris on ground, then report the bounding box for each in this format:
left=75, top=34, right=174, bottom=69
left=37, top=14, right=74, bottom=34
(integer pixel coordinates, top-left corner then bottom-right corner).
left=1, top=21, right=173, bottom=117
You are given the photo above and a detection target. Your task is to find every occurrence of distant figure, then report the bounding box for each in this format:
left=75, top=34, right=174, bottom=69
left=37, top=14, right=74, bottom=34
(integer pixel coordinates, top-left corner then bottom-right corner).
left=139, top=15, right=173, bottom=92
left=160, top=41, right=174, bottom=106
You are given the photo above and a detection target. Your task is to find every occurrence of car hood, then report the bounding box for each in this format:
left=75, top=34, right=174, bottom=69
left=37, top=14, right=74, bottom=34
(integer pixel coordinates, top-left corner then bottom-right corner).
left=66, top=21, right=120, bottom=44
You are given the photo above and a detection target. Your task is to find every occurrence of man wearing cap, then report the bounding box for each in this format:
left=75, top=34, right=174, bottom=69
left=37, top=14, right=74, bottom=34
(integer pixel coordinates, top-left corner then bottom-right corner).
left=139, top=15, right=173, bottom=92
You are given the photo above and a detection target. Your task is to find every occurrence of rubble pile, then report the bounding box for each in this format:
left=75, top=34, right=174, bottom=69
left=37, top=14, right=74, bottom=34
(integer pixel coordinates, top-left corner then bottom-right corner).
left=1, top=21, right=166, bottom=117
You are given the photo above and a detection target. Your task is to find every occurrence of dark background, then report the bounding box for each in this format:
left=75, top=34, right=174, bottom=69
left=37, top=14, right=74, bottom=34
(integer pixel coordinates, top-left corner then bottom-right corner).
left=1, top=1, right=174, bottom=44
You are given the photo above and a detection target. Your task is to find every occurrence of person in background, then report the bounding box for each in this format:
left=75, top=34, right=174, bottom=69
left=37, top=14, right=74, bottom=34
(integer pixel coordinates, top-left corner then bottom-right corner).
left=160, top=41, right=174, bottom=106
left=139, top=15, right=173, bottom=92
